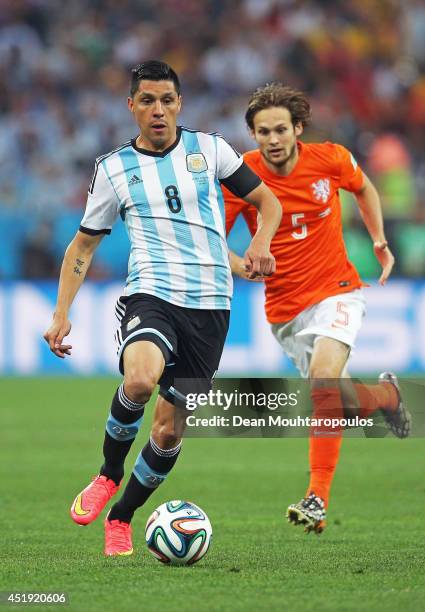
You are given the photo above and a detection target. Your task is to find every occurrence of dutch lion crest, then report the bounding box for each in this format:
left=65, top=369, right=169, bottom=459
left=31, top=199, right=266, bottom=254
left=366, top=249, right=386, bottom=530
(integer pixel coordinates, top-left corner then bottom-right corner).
left=311, top=178, right=331, bottom=203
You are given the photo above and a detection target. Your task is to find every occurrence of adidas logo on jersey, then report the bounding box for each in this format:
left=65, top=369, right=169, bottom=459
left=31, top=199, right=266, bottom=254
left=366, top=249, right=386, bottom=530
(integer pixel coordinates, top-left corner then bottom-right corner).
left=128, top=174, right=143, bottom=185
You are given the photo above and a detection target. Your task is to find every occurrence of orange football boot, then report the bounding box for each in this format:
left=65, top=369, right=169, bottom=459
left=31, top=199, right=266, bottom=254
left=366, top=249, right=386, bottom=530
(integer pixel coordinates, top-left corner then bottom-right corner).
left=70, top=475, right=120, bottom=526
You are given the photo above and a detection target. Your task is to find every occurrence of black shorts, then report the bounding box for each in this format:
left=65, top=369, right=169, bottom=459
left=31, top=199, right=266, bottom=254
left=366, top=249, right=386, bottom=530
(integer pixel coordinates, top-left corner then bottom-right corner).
left=115, top=293, right=230, bottom=407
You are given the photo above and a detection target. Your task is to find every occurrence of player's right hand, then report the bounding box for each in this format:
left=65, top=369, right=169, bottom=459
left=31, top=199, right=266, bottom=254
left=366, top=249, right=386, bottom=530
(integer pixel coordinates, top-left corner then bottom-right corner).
left=244, top=237, right=276, bottom=279
left=373, top=241, right=395, bottom=286
left=43, top=315, right=73, bottom=359
left=230, top=253, right=265, bottom=282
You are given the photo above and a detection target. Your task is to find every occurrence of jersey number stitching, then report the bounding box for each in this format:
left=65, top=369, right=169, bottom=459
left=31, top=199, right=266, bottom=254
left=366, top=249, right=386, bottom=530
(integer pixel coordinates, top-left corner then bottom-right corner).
left=291, top=213, right=307, bottom=240
left=333, top=302, right=349, bottom=327
left=165, top=185, right=182, bottom=214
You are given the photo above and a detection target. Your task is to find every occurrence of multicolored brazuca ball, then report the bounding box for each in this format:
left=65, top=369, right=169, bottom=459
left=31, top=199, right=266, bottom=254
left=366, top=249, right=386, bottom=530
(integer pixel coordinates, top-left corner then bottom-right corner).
left=145, top=500, right=212, bottom=565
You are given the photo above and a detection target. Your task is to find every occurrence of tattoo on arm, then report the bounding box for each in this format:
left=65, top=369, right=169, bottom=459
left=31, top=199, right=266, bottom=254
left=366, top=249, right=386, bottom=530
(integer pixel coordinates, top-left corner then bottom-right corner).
left=73, top=258, right=85, bottom=277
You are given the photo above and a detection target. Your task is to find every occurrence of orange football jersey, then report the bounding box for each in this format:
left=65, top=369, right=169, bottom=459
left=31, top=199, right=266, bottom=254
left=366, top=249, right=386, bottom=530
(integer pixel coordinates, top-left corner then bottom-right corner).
left=224, top=141, right=365, bottom=323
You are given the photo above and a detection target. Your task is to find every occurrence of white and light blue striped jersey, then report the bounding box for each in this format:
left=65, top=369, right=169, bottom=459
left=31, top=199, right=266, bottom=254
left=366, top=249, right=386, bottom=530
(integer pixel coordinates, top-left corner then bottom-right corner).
left=80, top=127, right=244, bottom=309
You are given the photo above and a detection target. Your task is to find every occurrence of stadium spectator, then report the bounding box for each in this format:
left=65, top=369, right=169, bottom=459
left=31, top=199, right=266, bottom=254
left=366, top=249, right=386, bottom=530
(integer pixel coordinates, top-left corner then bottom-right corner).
left=21, top=220, right=58, bottom=279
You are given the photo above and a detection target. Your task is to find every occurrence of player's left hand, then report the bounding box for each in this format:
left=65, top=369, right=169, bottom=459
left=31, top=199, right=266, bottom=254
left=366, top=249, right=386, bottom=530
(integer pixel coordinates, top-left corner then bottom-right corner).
left=374, top=241, right=394, bottom=285
left=244, top=238, right=276, bottom=279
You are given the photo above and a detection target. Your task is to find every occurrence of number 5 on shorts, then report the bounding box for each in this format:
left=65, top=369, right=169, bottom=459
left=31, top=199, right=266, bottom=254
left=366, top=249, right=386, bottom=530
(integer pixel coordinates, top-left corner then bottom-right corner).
left=334, top=302, right=349, bottom=326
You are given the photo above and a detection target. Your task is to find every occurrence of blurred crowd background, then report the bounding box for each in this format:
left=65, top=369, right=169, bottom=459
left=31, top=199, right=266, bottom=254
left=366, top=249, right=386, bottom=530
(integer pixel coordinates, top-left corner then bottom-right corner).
left=1, top=0, right=424, bottom=281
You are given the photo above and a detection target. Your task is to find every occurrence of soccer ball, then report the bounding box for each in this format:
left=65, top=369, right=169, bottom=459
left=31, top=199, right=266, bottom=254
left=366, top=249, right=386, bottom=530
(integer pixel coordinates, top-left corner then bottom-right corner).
left=145, top=500, right=212, bottom=565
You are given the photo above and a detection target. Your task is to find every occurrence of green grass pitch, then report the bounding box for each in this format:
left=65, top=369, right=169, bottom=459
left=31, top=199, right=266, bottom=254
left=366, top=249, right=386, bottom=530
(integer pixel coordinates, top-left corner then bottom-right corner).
left=1, top=378, right=425, bottom=611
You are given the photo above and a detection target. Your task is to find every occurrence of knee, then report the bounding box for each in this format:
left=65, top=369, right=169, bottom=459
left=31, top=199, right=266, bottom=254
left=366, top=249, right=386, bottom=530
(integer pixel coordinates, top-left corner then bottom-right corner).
left=151, top=424, right=181, bottom=450
left=309, top=365, right=340, bottom=384
left=124, top=370, right=158, bottom=404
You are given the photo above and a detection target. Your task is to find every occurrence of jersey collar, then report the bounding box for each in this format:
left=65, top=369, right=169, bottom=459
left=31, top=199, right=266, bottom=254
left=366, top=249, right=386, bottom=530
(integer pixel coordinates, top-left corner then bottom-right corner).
left=131, top=126, right=182, bottom=158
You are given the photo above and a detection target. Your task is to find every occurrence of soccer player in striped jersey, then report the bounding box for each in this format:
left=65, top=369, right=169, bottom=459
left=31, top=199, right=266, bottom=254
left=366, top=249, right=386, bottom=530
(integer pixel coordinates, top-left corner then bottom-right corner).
left=224, top=83, right=411, bottom=534
left=44, top=61, right=282, bottom=556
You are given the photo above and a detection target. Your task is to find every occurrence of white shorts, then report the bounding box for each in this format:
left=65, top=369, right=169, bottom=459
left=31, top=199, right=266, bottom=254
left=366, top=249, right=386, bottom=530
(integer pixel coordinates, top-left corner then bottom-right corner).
left=271, top=289, right=366, bottom=378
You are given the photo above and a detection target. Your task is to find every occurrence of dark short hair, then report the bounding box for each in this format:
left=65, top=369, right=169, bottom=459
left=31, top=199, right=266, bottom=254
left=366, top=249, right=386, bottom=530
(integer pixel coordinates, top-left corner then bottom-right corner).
left=245, top=83, right=311, bottom=129
left=130, top=60, right=181, bottom=97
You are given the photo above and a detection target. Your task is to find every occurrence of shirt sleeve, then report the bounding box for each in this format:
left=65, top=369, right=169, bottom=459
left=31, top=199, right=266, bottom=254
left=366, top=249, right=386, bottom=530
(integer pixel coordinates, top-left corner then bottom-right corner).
left=80, top=162, right=120, bottom=235
left=334, top=144, right=364, bottom=193
left=215, top=135, right=244, bottom=180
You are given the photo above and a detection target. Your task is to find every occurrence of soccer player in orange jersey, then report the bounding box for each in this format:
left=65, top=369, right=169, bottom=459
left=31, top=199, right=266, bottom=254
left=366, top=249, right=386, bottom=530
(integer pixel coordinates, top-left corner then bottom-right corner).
left=223, top=83, right=411, bottom=534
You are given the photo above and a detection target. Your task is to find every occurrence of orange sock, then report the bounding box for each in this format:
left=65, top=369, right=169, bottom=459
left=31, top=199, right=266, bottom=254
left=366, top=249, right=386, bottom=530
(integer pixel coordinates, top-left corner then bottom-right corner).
left=307, top=387, right=343, bottom=508
left=354, top=383, right=398, bottom=418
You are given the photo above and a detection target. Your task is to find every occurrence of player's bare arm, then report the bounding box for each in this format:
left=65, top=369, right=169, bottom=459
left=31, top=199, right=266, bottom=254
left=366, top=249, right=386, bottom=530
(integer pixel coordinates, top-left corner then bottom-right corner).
left=43, top=231, right=103, bottom=358
left=354, top=173, right=395, bottom=285
left=242, top=182, right=281, bottom=278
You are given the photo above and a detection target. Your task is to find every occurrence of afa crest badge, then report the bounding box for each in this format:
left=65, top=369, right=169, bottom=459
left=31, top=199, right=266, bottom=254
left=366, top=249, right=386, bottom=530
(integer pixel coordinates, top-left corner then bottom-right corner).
left=186, top=153, right=208, bottom=173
